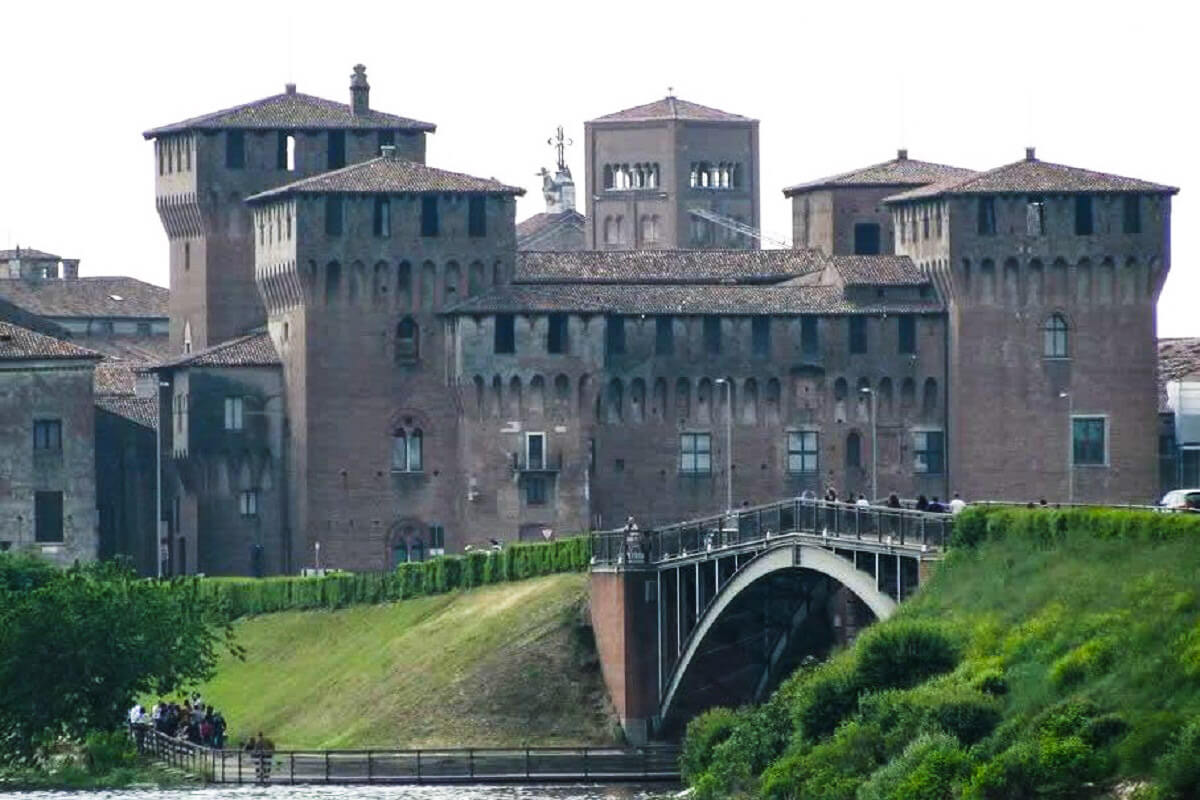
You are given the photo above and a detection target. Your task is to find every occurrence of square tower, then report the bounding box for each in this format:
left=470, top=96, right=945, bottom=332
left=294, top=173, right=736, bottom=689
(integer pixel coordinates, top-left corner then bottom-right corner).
left=584, top=96, right=759, bottom=250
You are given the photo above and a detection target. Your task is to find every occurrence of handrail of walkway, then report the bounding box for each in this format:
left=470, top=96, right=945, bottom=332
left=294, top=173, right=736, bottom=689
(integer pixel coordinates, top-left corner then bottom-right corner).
left=131, top=725, right=681, bottom=784
left=590, top=496, right=953, bottom=567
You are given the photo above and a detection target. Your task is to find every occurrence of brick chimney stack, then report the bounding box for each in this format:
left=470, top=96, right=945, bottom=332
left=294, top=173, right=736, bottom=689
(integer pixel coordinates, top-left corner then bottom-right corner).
left=897, top=148, right=909, bottom=161
left=350, top=64, right=370, bottom=116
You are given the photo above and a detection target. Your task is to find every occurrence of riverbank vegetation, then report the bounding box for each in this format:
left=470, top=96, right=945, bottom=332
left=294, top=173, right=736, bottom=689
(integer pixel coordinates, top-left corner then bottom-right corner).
left=0, top=731, right=199, bottom=790
left=682, top=506, right=1200, bottom=799
left=194, top=572, right=619, bottom=749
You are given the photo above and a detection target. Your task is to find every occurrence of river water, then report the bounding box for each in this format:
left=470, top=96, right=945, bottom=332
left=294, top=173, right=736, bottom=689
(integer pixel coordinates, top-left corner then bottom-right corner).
left=6, top=785, right=675, bottom=800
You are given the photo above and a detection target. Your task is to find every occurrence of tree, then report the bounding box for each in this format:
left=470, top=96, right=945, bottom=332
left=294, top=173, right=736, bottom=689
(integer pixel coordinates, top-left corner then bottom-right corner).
left=0, top=556, right=238, bottom=764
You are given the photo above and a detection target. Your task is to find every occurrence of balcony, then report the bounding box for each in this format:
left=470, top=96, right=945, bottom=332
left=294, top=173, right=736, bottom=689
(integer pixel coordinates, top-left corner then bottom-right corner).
left=512, top=450, right=563, bottom=474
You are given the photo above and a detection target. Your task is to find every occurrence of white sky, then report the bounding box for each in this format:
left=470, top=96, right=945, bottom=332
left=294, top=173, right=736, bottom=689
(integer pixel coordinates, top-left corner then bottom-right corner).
left=1, top=0, right=1196, bottom=335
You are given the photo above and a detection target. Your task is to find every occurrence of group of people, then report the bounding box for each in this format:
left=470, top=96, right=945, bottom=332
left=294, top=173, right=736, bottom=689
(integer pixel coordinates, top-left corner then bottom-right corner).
left=127, top=693, right=228, bottom=749
left=816, top=488, right=967, bottom=515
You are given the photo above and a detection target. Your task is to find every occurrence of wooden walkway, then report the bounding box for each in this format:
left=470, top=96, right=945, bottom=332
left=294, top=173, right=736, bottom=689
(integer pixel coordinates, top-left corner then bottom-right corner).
left=134, top=727, right=681, bottom=785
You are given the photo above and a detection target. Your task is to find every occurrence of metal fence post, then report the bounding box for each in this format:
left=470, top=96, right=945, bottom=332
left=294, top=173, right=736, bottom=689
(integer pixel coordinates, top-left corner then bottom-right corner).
left=290, top=752, right=295, bottom=784
left=526, top=747, right=531, bottom=779
left=238, top=748, right=243, bottom=785
left=367, top=750, right=373, bottom=783
left=469, top=748, right=475, bottom=779
left=416, top=750, right=422, bottom=782
left=325, top=751, right=330, bottom=782
left=583, top=747, right=589, bottom=779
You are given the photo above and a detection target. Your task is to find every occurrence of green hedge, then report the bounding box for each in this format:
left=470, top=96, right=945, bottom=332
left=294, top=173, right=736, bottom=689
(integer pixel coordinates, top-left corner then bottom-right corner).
left=951, top=505, right=1200, bottom=550
left=195, top=535, right=592, bottom=619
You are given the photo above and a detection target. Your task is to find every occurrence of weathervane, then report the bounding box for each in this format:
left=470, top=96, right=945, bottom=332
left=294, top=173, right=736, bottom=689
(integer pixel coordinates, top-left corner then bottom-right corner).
left=547, top=125, right=572, bottom=172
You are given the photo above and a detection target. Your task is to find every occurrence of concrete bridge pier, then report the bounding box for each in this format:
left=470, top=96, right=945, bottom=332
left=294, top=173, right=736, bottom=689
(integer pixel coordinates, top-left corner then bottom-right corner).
left=590, top=566, right=659, bottom=745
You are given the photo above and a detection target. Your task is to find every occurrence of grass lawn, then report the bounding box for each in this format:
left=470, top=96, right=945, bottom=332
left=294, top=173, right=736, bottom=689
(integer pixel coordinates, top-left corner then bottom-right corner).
left=190, top=573, right=618, bottom=749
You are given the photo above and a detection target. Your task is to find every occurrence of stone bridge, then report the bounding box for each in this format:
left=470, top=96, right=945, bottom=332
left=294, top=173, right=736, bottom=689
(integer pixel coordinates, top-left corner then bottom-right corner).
left=587, top=497, right=952, bottom=743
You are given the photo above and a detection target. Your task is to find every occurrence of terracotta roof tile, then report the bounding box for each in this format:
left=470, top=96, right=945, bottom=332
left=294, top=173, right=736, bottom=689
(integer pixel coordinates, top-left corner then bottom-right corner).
left=447, top=283, right=942, bottom=316
left=0, top=321, right=102, bottom=361
left=515, top=249, right=827, bottom=285
left=144, top=89, right=434, bottom=138
left=885, top=155, right=1178, bottom=203
left=590, top=96, right=753, bottom=124
left=830, top=255, right=929, bottom=287
left=247, top=156, right=523, bottom=203
left=0, top=277, right=168, bottom=319
left=157, top=331, right=280, bottom=369
left=96, top=395, right=157, bottom=430
left=0, top=247, right=62, bottom=261
left=784, top=155, right=975, bottom=195
left=516, top=210, right=586, bottom=241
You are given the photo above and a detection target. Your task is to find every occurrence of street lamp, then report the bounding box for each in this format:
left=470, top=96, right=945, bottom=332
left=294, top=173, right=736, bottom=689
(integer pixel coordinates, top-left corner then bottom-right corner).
left=1060, top=391, right=1074, bottom=504
left=860, top=386, right=878, bottom=502
left=715, top=378, right=733, bottom=513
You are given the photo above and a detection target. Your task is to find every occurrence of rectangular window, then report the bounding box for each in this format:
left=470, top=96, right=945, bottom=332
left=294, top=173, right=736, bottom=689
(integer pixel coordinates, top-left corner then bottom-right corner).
left=787, top=431, right=818, bottom=474
left=898, top=315, right=916, bottom=355
left=679, top=433, right=712, bottom=474
left=1027, top=196, right=1046, bottom=235
left=325, top=195, right=343, bottom=236
left=1075, top=195, right=1094, bottom=235
left=801, top=316, right=819, bottom=357
left=853, top=223, right=881, bottom=255
left=547, top=314, right=568, bottom=354
left=34, top=491, right=64, bottom=542
left=977, top=197, right=996, bottom=235
left=1073, top=416, right=1107, bottom=466
left=526, top=432, right=545, bottom=470
left=849, top=317, right=867, bottom=354
left=606, top=316, right=625, bottom=356
left=468, top=196, right=487, bottom=237
left=703, top=317, right=721, bottom=355
left=378, top=130, right=395, bottom=149
left=752, top=317, right=771, bottom=357
left=239, top=489, right=259, bottom=517
left=655, top=316, right=674, bottom=355
left=328, top=131, right=346, bottom=169
left=225, top=131, right=245, bottom=169
left=525, top=476, right=547, bottom=506
left=1123, top=195, right=1141, bottom=234
left=33, top=419, right=62, bottom=451
left=373, top=197, right=391, bottom=238
left=913, top=431, right=945, bottom=474
left=421, top=196, right=439, bottom=237
left=224, top=397, right=244, bottom=431
left=429, top=525, right=445, bottom=551
left=494, top=313, right=516, bottom=354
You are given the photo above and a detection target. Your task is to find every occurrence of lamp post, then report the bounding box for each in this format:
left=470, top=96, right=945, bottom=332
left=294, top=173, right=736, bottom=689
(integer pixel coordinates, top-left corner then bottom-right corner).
left=860, top=386, right=878, bottom=502
left=1060, top=391, right=1074, bottom=504
left=715, top=378, right=733, bottom=513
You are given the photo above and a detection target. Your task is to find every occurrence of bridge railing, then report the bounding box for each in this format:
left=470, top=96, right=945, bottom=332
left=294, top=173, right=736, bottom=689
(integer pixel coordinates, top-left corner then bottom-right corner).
left=591, top=496, right=953, bottom=567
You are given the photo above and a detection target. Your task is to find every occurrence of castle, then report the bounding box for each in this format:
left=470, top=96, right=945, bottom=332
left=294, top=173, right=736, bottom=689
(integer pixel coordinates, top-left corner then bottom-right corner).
left=0, top=64, right=1171, bottom=576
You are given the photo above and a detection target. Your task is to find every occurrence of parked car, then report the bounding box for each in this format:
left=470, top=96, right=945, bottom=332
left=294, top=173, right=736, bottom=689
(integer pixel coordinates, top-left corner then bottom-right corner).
left=1158, top=489, right=1200, bottom=512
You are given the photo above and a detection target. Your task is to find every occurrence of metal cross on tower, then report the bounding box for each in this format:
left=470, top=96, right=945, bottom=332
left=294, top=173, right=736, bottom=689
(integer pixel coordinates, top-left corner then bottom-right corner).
left=547, top=125, right=573, bottom=172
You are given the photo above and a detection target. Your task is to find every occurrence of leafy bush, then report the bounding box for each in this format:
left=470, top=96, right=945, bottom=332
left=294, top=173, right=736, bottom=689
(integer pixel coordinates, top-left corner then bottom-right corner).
left=964, top=734, right=1105, bottom=800
left=951, top=506, right=1200, bottom=551
left=759, top=719, right=885, bottom=800
left=855, top=620, right=960, bottom=693
left=857, top=732, right=970, bottom=800
left=791, top=658, right=862, bottom=740
left=695, top=697, right=794, bottom=799
left=0, top=552, right=59, bottom=592
left=1155, top=717, right=1200, bottom=796
left=83, top=731, right=137, bottom=773
left=1049, top=636, right=1118, bottom=688
left=681, top=707, right=740, bottom=782
left=858, top=684, right=1002, bottom=748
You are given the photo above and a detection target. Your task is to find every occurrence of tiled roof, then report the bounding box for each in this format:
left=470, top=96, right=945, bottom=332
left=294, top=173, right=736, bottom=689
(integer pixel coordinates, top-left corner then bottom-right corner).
left=515, top=249, right=827, bottom=285
left=829, top=255, right=929, bottom=287
left=94, top=361, right=139, bottom=394
left=96, top=395, right=157, bottom=430
left=885, top=155, right=1178, bottom=203
left=247, top=156, right=524, bottom=203
left=144, top=89, right=435, bottom=138
left=516, top=210, right=586, bottom=242
left=0, top=277, right=168, bottom=319
left=783, top=154, right=975, bottom=195
left=0, top=247, right=61, bottom=261
left=157, top=331, right=280, bottom=369
left=74, top=335, right=172, bottom=362
left=447, top=283, right=942, bottom=316
left=0, top=295, right=70, bottom=337
left=590, top=96, right=753, bottom=124
left=0, top=321, right=102, bottom=362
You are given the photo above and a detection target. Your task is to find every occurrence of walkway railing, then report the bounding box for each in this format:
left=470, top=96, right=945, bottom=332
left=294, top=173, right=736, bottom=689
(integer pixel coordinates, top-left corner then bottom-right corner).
left=591, top=496, right=954, bottom=567
left=132, top=726, right=680, bottom=784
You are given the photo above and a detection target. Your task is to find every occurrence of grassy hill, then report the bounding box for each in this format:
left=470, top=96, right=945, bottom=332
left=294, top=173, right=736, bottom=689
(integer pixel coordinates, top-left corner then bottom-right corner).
left=684, top=508, right=1200, bottom=799
left=191, top=573, right=619, bottom=749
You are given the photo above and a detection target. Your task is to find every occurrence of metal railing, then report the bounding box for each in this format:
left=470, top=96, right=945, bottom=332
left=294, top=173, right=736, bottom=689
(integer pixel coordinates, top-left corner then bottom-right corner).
left=591, top=496, right=954, bottom=567
left=132, top=727, right=679, bottom=785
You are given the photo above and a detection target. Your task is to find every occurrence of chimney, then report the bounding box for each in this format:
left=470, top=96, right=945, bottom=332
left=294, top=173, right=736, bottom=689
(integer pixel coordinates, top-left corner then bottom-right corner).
left=285, top=82, right=297, bottom=95
left=350, top=64, right=370, bottom=116
left=897, top=148, right=909, bottom=161
left=1025, top=146, right=1037, bottom=161
left=62, top=259, right=79, bottom=280
left=380, top=145, right=397, bottom=159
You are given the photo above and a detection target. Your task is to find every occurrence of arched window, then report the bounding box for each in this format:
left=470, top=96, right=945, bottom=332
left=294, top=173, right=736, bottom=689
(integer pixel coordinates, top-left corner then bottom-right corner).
left=1043, top=314, right=1069, bottom=358
left=603, top=165, right=614, bottom=190
left=444, top=261, right=460, bottom=306
left=846, top=431, right=862, bottom=469
left=900, top=378, right=916, bottom=412
left=675, top=377, right=691, bottom=420
left=397, top=261, right=412, bottom=309
left=410, top=538, right=425, bottom=563
left=392, top=538, right=408, bottom=566
left=392, top=425, right=423, bottom=472
left=922, top=378, right=939, bottom=416
left=392, top=431, right=407, bottom=471
left=396, top=317, right=419, bottom=362
left=606, top=378, right=624, bottom=423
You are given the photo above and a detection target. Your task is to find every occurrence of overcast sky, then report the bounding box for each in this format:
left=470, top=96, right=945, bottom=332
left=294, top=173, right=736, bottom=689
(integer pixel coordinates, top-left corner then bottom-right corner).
left=1, top=0, right=1195, bottom=334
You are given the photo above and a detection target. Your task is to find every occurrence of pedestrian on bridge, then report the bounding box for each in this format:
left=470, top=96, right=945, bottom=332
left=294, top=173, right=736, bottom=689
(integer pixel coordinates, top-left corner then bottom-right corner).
left=949, top=493, right=967, bottom=514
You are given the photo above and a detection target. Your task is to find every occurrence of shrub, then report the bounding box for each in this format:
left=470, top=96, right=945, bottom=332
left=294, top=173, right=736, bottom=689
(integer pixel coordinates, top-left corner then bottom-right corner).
left=759, top=719, right=885, bottom=800
left=857, top=732, right=970, bottom=800
left=83, top=731, right=138, bottom=774
left=1155, top=717, right=1200, bottom=796
left=855, top=620, right=960, bottom=693
left=858, top=684, right=1002, bottom=748
left=697, top=698, right=794, bottom=799
left=681, top=707, right=740, bottom=782
left=791, top=658, right=862, bottom=740
left=964, top=734, right=1105, bottom=800
left=1049, top=636, right=1118, bottom=688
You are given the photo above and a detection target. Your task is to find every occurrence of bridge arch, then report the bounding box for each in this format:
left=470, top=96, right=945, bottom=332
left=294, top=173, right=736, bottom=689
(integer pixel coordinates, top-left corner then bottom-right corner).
left=657, top=543, right=897, bottom=731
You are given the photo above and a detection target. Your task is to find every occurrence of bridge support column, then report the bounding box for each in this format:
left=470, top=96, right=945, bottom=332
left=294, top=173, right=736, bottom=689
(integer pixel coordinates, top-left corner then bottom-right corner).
left=590, top=568, right=660, bottom=745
